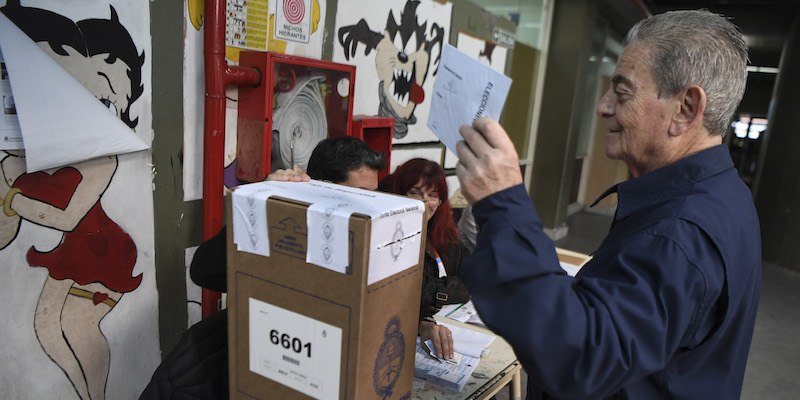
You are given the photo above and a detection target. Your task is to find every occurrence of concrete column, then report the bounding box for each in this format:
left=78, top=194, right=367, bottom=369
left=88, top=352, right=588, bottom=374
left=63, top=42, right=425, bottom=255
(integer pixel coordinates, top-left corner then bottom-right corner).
left=529, top=0, right=597, bottom=238
left=753, top=10, right=800, bottom=272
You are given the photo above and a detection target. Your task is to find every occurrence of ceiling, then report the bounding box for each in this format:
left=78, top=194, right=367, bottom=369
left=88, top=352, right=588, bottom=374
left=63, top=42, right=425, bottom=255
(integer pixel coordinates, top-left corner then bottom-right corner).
left=613, top=0, right=800, bottom=68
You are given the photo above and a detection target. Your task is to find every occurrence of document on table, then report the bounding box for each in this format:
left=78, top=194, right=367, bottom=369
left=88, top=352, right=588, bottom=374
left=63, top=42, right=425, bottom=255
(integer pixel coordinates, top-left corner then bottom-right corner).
left=560, top=261, right=581, bottom=277
left=427, top=44, right=512, bottom=155
left=436, top=300, right=486, bottom=327
left=437, top=321, right=495, bottom=359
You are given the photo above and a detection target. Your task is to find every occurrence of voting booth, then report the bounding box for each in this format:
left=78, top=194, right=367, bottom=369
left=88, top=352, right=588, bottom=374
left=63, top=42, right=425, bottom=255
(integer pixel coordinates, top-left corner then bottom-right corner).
left=226, top=180, right=425, bottom=399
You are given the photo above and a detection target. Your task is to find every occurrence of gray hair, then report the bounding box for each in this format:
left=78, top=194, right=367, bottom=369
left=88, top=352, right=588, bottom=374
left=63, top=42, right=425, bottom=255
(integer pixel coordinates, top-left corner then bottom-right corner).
left=624, top=9, right=749, bottom=137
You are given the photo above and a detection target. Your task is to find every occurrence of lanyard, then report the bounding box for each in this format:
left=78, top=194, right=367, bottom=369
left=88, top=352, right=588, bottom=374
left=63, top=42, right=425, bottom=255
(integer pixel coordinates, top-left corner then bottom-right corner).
left=432, top=248, right=447, bottom=278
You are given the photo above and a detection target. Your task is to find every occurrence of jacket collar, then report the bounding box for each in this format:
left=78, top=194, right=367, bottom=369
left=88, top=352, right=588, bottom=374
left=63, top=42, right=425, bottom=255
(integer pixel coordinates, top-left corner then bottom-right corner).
left=591, top=144, right=734, bottom=220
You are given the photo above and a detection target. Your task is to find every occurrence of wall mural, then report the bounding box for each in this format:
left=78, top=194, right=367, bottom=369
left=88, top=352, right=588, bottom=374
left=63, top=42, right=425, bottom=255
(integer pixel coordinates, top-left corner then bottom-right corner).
left=0, top=1, right=158, bottom=399
left=456, top=31, right=508, bottom=75
left=333, top=0, right=452, bottom=144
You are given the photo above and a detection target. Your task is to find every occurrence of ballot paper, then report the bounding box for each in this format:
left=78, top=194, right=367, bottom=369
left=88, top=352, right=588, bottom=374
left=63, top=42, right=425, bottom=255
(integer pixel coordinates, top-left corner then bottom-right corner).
left=414, top=337, right=479, bottom=392
left=436, top=321, right=495, bottom=359
left=427, top=44, right=512, bottom=155
left=424, top=339, right=465, bottom=365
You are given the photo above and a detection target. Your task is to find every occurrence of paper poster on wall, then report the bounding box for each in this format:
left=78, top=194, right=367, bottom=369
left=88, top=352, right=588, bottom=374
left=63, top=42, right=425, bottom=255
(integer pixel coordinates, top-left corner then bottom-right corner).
left=333, top=0, right=452, bottom=144
left=274, top=0, right=313, bottom=44
left=227, top=0, right=269, bottom=50
left=0, top=12, right=149, bottom=172
left=457, top=31, right=509, bottom=75
left=0, top=49, right=22, bottom=149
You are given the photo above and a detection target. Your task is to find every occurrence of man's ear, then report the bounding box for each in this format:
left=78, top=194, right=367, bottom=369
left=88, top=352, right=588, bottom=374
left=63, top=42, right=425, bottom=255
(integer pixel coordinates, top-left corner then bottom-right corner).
left=669, top=85, right=706, bottom=137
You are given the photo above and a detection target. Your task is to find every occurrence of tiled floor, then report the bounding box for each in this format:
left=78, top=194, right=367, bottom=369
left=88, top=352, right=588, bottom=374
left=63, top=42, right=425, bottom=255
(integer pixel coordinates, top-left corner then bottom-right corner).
left=492, top=210, right=799, bottom=399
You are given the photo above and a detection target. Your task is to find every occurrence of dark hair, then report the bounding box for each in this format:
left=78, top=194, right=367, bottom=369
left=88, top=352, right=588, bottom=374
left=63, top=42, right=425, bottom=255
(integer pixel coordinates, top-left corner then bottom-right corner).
left=2, top=2, right=145, bottom=129
left=306, top=136, right=386, bottom=183
left=390, top=158, right=458, bottom=252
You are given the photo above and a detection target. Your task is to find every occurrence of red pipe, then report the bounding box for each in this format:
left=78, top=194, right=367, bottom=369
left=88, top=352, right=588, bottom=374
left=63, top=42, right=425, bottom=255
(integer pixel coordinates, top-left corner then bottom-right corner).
left=202, top=0, right=260, bottom=318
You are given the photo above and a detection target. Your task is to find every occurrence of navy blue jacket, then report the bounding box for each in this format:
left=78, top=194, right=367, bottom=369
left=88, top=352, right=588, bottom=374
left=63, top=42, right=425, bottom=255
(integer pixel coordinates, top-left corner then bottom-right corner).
left=461, top=145, right=761, bottom=399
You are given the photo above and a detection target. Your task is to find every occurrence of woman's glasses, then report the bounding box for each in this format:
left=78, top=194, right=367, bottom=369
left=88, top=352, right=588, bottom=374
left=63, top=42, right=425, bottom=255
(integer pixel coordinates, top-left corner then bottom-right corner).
left=407, top=188, right=443, bottom=206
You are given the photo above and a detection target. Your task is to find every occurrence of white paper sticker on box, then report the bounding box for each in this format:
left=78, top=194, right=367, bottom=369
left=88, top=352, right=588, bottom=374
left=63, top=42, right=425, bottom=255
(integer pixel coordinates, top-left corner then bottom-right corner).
left=249, top=298, right=342, bottom=400
left=232, top=181, right=424, bottom=282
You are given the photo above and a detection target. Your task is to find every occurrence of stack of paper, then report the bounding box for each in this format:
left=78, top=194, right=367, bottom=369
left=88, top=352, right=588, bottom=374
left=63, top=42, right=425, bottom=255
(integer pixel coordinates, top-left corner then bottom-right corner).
left=413, top=339, right=480, bottom=392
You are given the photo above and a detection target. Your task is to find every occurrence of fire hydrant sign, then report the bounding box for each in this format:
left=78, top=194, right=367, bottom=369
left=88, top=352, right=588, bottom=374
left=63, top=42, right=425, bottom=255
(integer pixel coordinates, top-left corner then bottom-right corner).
left=275, top=0, right=312, bottom=43
left=249, top=298, right=342, bottom=400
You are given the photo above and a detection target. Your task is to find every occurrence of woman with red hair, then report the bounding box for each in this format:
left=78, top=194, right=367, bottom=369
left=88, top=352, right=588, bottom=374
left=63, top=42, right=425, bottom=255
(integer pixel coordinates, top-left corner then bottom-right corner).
left=390, top=158, right=470, bottom=360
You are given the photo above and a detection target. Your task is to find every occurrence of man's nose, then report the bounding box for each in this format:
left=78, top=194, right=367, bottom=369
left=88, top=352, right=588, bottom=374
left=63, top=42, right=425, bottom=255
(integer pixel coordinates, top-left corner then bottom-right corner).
left=596, top=91, right=613, bottom=118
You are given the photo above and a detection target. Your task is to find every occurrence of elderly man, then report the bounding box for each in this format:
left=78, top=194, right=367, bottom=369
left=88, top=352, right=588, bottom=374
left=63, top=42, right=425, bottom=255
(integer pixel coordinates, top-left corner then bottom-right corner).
left=456, top=10, right=760, bottom=399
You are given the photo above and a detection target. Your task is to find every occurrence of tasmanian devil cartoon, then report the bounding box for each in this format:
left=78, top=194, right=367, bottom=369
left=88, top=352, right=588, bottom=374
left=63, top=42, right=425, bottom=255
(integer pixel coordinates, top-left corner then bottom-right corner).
left=338, top=0, right=445, bottom=139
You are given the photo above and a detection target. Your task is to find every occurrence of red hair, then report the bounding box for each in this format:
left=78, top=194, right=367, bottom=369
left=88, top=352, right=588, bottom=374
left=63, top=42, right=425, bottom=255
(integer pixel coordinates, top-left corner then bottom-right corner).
left=391, top=158, right=459, bottom=252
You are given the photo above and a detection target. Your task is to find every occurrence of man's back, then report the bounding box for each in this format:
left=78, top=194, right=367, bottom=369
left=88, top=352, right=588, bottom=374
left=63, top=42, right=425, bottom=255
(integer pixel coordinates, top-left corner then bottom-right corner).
left=580, top=145, right=761, bottom=398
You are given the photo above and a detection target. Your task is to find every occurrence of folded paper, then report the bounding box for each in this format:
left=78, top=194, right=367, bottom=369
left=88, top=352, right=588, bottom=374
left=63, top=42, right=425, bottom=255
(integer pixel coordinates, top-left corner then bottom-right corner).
left=0, top=12, right=148, bottom=172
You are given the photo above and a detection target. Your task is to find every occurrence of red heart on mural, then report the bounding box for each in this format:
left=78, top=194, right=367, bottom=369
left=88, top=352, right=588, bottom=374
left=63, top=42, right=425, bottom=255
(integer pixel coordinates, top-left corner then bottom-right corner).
left=93, top=292, right=109, bottom=305
left=12, top=167, right=82, bottom=210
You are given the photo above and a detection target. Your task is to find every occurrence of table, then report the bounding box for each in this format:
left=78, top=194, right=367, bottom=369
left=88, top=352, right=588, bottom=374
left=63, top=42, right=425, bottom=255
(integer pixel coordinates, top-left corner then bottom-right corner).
left=410, top=248, right=590, bottom=399
left=411, top=317, right=522, bottom=400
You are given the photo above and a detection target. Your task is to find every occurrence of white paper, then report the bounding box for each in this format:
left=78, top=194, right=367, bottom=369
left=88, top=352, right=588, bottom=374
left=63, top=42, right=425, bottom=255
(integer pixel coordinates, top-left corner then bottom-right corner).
left=438, top=322, right=495, bottom=359
left=427, top=44, right=512, bottom=155
left=231, top=180, right=424, bottom=283
left=0, top=13, right=149, bottom=172
left=249, top=298, right=342, bottom=400
left=231, top=183, right=277, bottom=257
left=424, top=339, right=464, bottom=365
left=560, top=261, right=581, bottom=277
left=306, top=199, right=356, bottom=273
left=0, top=48, right=22, bottom=149
left=275, top=0, right=313, bottom=43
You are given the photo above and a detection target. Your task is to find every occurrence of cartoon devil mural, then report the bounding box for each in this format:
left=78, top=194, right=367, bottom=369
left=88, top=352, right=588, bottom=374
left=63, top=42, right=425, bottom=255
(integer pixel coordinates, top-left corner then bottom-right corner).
left=337, top=0, right=445, bottom=139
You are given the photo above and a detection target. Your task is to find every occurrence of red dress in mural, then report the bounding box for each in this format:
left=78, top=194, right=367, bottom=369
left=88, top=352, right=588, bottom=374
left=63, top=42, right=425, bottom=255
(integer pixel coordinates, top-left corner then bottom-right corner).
left=12, top=167, right=141, bottom=294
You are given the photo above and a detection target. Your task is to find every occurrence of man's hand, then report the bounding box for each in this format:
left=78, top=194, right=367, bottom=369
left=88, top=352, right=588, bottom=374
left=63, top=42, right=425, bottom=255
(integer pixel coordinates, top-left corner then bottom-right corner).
left=266, top=165, right=311, bottom=182
left=419, top=320, right=454, bottom=360
left=456, top=118, right=523, bottom=204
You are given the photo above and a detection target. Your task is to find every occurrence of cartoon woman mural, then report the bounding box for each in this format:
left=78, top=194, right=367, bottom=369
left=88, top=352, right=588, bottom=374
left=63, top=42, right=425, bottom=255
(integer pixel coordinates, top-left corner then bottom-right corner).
left=0, top=2, right=145, bottom=399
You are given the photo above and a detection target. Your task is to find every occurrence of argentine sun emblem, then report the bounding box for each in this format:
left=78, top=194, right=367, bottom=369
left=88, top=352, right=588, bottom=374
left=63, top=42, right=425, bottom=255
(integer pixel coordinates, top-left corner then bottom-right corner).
left=373, top=316, right=405, bottom=399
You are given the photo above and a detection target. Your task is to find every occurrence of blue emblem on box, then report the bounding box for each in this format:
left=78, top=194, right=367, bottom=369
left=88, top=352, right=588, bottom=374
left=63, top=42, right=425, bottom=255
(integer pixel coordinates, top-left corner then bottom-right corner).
left=373, top=316, right=405, bottom=399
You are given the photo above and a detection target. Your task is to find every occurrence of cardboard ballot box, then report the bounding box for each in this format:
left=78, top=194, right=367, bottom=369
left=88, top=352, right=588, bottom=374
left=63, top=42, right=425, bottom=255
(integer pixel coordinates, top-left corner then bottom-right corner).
left=226, top=181, right=425, bottom=400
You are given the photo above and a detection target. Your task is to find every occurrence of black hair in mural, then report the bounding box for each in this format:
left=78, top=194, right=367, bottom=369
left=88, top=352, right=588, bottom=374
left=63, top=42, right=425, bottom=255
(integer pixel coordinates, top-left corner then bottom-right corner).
left=1, top=0, right=145, bottom=129
left=78, top=7, right=145, bottom=128
left=338, top=0, right=445, bottom=139
left=386, top=0, right=444, bottom=73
